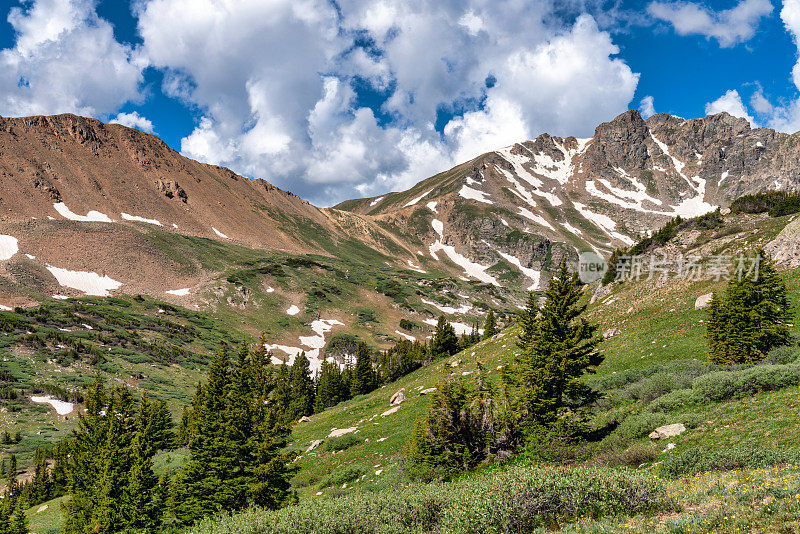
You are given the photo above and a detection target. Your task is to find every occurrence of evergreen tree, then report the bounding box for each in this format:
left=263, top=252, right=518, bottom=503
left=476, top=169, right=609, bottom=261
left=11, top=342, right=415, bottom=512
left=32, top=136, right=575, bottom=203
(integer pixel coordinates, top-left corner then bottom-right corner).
left=350, top=342, right=375, bottom=397
left=289, top=352, right=315, bottom=419
left=707, top=249, right=792, bottom=364
left=430, top=315, right=459, bottom=358
left=602, top=248, right=625, bottom=285
left=482, top=310, right=497, bottom=340
left=509, top=262, right=603, bottom=426
left=517, top=292, right=539, bottom=350
left=8, top=499, right=27, bottom=534
left=315, top=361, right=346, bottom=412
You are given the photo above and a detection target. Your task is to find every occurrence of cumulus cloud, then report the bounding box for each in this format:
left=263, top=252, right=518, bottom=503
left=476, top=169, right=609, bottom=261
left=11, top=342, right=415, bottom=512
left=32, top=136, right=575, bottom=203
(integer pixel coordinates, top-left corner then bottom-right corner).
left=109, top=111, right=155, bottom=133
left=0, top=0, right=144, bottom=116
left=704, top=89, right=756, bottom=124
left=639, top=95, right=657, bottom=118
left=135, top=0, right=639, bottom=204
left=648, top=0, right=773, bottom=47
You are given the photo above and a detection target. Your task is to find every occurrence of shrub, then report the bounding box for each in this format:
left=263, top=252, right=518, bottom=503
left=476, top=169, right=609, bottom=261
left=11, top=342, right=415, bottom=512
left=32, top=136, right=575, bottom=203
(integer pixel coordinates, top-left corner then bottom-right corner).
left=619, top=443, right=659, bottom=467
left=692, top=371, right=739, bottom=402
left=323, top=434, right=361, bottom=452
left=764, top=345, right=800, bottom=365
left=190, top=463, right=674, bottom=534
left=318, top=466, right=366, bottom=489
left=613, top=412, right=668, bottom=442
left=730, top=191, right=791, bottom=214
left=659, top=445, right=799, bottom=477
left=647, top=389, right=701, bottom=412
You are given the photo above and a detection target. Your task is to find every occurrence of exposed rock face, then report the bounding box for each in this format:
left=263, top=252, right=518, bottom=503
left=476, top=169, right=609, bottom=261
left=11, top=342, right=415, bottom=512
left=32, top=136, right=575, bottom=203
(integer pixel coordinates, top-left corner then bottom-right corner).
left=765, top=216, right=800, bottom=268
left=306, top=439, right=324, bottom=452
left=338, top=110, right=800, bottom=292
left=155, top=179, right=188, bottom=203
left=328, top=427, right=357, bottom=438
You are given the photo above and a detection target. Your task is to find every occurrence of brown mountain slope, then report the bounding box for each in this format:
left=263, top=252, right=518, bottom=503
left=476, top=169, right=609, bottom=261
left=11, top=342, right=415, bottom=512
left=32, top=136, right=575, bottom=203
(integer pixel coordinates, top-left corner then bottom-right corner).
left=0, top=113, right=335, bottom=252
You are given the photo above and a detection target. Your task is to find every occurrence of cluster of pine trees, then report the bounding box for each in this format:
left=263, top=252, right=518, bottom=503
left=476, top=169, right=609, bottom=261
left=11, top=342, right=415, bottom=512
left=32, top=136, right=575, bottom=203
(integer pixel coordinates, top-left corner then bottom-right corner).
left=707, top=249, right=792, bottom=364
left=0, top=455, right=31, bottom=534
left=409, top=263, right=603, bottom=480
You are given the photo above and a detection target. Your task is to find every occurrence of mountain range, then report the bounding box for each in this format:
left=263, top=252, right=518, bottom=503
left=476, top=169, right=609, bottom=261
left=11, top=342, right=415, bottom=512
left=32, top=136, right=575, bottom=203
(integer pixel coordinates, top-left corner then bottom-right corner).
left=0, top=109, right=798, bottom=371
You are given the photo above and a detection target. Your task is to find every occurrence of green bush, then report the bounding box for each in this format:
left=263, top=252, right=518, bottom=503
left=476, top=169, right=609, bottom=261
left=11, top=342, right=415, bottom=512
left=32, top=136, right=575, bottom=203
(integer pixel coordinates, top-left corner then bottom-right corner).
left=692, top=364, right=800, bottom=402
left=613, top=412, right=668, bottom=442
left=318, top=466, right=366, bottom=489
left=190, top=463, right=674, bottom=534
left=647, top=389, right=701, bottom=412
left=659, top=445, right=800, bottom=477
left=692, top=371, right=739, bottom=402
left=322, top=434, right=361, bottom=452
left=764, top=345, right=800, bottom=365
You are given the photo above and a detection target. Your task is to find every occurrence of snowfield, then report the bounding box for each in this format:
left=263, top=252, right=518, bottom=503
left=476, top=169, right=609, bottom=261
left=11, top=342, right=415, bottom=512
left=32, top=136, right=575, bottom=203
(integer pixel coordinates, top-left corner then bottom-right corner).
left=212, top=227, right=229, bottom=239
left=404, top=189, right=433, bottom=207
left=46, top=265, right=123, bottom=296
left=0, top=235, right=18, bottom=260
left=421, top=298, right=472, bottom=314
left=429, top=219, right=499, bottom=286
left=121, top=213, right=162, bottom=226
left=266, top=319, right=345, bottom=374
left=53, top=203, right=112, bottom=222
left=395, top=330, right=416, bottom=341
left=30, top=395, right=74, bottom=415
left=166, top=288, right=191, bottom=296
left=369, top=196, right=385, bottom=207
left=572, top=202, right=634, bottom=246
left=286, top=305, right=300, bottom=315
left=458, top=185, right=493, bottom=204
left=517, top=207, right=555, bottom=231
left=423, top=317, right=483, bottom=336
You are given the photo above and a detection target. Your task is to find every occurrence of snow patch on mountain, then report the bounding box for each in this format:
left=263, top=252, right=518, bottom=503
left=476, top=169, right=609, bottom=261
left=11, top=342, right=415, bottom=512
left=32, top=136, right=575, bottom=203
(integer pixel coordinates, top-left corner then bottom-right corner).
left=286, top=305, right=300, bottom=315
left=423, top=318, right=482, bottom=336
left=426, top=201, right=438, bottom=213
left=30, top=395, right=74, bottom=415
left=395, top=330, right=416, bottom=341
left=404, top=189, right=433, bottom=207
left=407, top=260, right=426, bottom=273
left=572, top=202, right=634, bottom=246
left=517, top=207, right=555, bottom=231
left=121, top=213, right=162, bottom=226
left=421, top=298, right=472, bottom=314
left=428, top=220, right=499, bottom=286
left=458, top=184, right=493, bottom=204
left=369, top=196, right=384, bottom=207
left=212, top=227, right=229, bottom=239
left=53, top=203, right=112, bottom=223
left=496, top=149, right=563, bottom=206
left=166, top=288, right=191, bottom=296
left=46, top=265, right=122, bottom=296
left=266, top=319, right=344, bottom=374
left=0, top=235, right=18, bottom=260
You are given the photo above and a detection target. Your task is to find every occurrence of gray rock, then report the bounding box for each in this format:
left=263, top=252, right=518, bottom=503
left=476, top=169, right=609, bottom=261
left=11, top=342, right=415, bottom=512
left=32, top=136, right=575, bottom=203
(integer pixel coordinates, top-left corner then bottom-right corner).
left=603, top=327, right=621, bottom=339
left=695, top=293, right=713, bottom=310
left=298, top=415, right=311, bottom=423
left=649, top=423, right=686, bottom=440
left=390, top=390, right=406, bottom=405
left=420, top=388, right=437, bottom=395
left=306, top=439, right=324, bottom=452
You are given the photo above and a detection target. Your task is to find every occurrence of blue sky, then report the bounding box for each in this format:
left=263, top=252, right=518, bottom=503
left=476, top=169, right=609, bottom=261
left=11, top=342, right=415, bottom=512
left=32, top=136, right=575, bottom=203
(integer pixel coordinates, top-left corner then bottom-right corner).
left=0, top=0, right=797, bottom=205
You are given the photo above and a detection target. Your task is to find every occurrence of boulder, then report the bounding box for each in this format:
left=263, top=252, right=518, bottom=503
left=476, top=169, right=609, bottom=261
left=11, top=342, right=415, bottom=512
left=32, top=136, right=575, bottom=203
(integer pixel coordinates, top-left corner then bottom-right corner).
left=306, top=439, right=324, bottom=452
left=450, top=359, right=462, bottom=367
left=649, top=423, right=686, bottom=440
left=328, top=427, right=357, bottom=438
left=420, top=388, right=437, bottom=395
left=603, top=327, right=621, bottom=339
left=298, top=415, right=311, bottom=423
left=390, top=390, right=406, bottom=405
left=695, top=293, right=713, bottom=310
left=381, top=406, right=400, bottom=416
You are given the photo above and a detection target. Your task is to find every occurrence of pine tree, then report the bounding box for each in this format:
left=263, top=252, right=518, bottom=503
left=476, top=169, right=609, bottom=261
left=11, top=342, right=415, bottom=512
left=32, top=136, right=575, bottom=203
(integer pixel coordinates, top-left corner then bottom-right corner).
left=602, top=248, right=625, bottom=285
left=350, top=342, right=375, bottom=397
left=707, top=249, right=792, bottom=364
left=289, top=352, right=315, bottom=419
left=482, top=310, right=497, bottom=340
left=517, top=291, right=539, bottom=350
left=509, top=262, right=603, bottom=426
left=8, top=499, right=28, bottom=534
left=430, top=315, right=459, bottom=358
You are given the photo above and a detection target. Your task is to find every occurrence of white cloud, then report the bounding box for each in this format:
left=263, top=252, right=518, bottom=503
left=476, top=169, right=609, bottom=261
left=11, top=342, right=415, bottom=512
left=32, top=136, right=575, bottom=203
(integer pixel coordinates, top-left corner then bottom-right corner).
left=705, top=89, right=756, bottom=125
left=136, top=1, right=639, bottom=204
left=648, top=0, right=773, bottom=47
left=639, top=95, right=657, bottom=119
left=109, top=111, right=155, bottom=133
left=0, top=0, right=144, bottom=117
